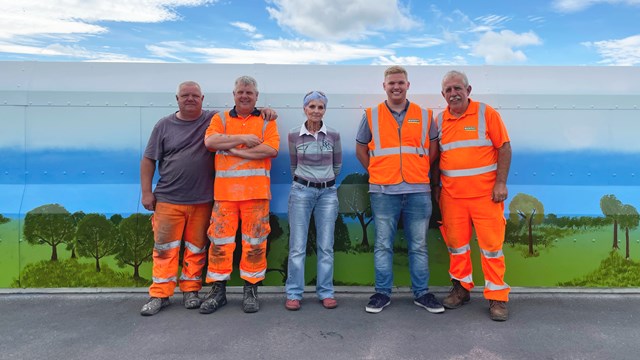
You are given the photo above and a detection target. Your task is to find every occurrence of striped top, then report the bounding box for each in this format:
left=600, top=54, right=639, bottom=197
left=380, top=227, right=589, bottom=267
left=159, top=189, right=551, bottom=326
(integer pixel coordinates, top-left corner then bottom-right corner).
left=288, top=121, right=342, bottom=182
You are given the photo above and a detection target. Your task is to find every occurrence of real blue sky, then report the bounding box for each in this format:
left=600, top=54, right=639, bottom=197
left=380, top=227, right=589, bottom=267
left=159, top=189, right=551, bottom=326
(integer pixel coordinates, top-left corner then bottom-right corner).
left=1, top=0, right=639, bottom=65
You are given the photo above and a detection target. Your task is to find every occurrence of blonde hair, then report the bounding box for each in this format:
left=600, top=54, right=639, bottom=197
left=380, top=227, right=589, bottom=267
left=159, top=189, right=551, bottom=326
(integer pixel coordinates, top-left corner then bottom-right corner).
left=384, top=65, right=408, bottom=79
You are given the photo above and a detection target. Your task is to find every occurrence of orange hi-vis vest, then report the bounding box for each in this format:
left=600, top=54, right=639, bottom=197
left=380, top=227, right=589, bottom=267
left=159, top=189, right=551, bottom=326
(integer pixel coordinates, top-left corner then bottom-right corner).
left=214, top=111, right=272, bottom=201
left=366, top=102, right=433, bottom=185
left=436, top=102, right=497, bottom=196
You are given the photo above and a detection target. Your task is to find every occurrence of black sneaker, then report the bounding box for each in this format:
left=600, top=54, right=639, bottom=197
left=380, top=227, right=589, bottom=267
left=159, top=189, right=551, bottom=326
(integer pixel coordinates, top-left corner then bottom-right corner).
left=199, top=282, right=227, bottom=314
left=414, top=293, right=445, bottom=313
left=140, top=297, right=170, bottom=316
left=365, top=293, right=391, bottom=314
left=242, top=284, right=259, bottom=313
left=183, top=291, right=202, bottom=309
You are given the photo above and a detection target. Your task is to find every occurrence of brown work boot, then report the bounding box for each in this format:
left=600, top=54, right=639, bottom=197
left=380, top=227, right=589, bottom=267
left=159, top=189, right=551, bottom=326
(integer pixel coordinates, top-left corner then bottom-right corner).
left=442, top=279, right=470, bottom=309
left=489, top=300, right=509, bottom=321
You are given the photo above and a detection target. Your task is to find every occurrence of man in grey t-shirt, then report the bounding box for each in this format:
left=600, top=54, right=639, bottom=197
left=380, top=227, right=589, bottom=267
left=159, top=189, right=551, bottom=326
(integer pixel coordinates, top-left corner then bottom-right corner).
left=140, top=81, right=216, bottom=316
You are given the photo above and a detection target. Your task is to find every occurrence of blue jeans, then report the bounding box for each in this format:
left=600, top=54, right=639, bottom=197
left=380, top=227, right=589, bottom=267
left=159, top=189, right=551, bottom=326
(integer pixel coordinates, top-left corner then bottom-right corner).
left=370, top=192, right=432, bottom=298
left=285, top=182, right=339, bottom=300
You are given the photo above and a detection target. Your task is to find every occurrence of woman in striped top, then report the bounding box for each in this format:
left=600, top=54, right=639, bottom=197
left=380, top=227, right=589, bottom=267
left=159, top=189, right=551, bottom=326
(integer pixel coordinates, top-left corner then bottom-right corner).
left=284, top=91, right=342, bottom=311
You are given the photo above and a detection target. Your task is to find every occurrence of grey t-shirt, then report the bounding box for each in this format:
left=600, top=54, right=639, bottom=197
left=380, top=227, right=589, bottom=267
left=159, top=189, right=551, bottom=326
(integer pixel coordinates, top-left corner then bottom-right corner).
left=143, top=110, right=217, bottom=204
left=355, top=101, right=437, bottom=194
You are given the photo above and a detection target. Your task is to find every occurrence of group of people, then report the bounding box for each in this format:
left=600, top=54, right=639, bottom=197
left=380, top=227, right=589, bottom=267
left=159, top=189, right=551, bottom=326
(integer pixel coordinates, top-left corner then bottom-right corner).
left=140, top=65, right=512, bottom=322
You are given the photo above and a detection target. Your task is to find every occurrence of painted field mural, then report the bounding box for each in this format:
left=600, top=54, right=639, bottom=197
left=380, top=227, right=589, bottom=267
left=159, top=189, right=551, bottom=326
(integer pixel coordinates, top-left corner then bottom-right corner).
left=1, top=62, right=639, bottom=289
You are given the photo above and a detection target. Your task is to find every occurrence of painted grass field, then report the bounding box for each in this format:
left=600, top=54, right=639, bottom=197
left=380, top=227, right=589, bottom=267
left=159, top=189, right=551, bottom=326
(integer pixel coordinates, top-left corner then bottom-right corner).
left=1, top=218, right=638, bottom=288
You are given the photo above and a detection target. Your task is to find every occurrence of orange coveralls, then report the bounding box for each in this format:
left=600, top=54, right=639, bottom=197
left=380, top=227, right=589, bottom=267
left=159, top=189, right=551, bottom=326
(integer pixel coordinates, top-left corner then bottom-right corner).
left=437, top=100, right=511, bottom=301
left=204, top=109, right=279, bottom=284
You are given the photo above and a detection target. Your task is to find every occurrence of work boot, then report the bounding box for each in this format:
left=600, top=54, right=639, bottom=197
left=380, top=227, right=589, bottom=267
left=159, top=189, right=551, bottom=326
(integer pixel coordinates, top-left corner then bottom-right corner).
left=442, top=279, right=471, bottom=309
left=243, top=283, right=259, bottom=313
left=140, top=297, right=170, bottom=316
left=489, top=300, right=509, bottom=321
left=199, top=282, right=227, bottom=314
left=183, top=291, right=202, bottom=309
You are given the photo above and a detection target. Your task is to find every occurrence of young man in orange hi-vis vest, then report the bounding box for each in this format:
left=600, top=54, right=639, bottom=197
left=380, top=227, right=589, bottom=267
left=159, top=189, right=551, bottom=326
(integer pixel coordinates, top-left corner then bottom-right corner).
left=435, top=70, right=512, bottom=321
left=200, top=76, right=280, bottom=314
left=140, top=81, right=277, bottom=317
left=355, top=65, right=444, bottom=315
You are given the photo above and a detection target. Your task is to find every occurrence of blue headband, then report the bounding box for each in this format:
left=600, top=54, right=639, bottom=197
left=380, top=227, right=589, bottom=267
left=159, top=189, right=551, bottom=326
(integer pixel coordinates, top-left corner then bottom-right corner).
left=303, top=91, right=328, bottom=107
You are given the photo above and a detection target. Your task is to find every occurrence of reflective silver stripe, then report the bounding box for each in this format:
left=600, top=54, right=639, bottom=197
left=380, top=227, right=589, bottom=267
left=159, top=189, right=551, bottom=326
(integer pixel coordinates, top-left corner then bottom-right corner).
left=216, top=169, right=270, bottom=178
left=450, top=273, right=474, bottom=283
left=371, top=146, right=423, bottom=157
left=179, top=274, right=202, bottom=281
left=154, top=240, right=181, bottom=251
left=370, top=107, right=381, bottom=153
left=421, top=108, right=430, bottom=151
left=152, top=276, right=177, bottom=284
left=240, top=269, right=266, bottom=279
left=441, top=163, right=497, bottom=177
left=480, top=248, right=504, bottom=258
left=447, top=244, right=471, bottom=255
left=209, top=235, right=235, bottom=245
left=242, top=233, right=267, bottom=245
left=441, top=139, right=493, bottom=151
left=219, top=111, right=226, bottom=128
left=207, top=271, right=231, bottom=281
left=184, top=240, right=206, bottom=254
left=485, top=280, right=510, bottom=291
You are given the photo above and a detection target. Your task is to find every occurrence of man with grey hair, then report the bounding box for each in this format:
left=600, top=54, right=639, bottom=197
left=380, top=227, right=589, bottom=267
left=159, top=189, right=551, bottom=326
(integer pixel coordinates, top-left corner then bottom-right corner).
left=140, top=80, right=276, bottom=316
left=200, top=75, right=280, bottom=314
left=436, top=70, right=512, bottom=321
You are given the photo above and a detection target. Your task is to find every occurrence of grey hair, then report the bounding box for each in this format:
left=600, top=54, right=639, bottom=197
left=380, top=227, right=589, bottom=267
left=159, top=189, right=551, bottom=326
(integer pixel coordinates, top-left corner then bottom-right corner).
left=234, top=75, right=259, bottom=93
left=442, top=70, right=469, bottom=89
left=176, top=81, right=201, bottom=96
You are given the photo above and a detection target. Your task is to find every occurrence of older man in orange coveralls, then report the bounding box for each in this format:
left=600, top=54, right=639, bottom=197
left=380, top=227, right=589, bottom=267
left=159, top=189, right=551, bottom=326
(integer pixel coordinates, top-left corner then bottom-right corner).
left=200, top=75, right=279, bottom=314
left=435, top=70, right=512, bottom=321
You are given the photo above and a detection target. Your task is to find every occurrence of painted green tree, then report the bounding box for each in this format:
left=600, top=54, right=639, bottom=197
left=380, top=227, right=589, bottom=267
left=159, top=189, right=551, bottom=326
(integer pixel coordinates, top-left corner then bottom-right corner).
left=76, top=213, right=118, bottom=272
left=619, top=204, right=639, bottom=260
left=0, top=214, right=9, bottom=225
left=23, top=204, right=76, bottom=261
left=508, top=193, right=544, bottom=255
left=600, top=195, right=623, bottom=250
left=337, top=173, right=372, bottom=249
left=116, top=213, right=153, bottom=280
left=67, top=211, right=86, bottom=259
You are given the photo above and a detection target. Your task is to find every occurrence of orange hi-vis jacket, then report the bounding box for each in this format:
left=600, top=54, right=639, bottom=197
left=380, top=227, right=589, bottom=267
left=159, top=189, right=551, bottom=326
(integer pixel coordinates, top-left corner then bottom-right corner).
left=436, top=100, right=510, bottom=198
left=366, top=102, right=433, bottom=185
left=205, top=109, right=280, bottom=201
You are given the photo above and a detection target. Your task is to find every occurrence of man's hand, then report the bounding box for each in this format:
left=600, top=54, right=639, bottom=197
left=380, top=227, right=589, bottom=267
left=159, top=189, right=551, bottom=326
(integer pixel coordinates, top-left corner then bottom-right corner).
left=260, top=108, right=278, bottom=121
left=141, top=192, right=156, bottom=211
left=242, top=134, right=263, bottom=148
left=492, top=182, right=508, bottom=203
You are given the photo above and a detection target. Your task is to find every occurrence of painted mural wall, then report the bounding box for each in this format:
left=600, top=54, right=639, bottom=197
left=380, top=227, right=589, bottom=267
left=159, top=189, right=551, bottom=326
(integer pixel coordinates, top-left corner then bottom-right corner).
left=1, top=62, right=639, bottom=289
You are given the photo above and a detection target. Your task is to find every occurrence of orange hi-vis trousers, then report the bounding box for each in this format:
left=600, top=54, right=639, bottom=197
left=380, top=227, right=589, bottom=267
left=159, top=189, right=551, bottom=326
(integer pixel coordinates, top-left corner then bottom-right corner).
left=206, top=199, right=270, bottom=284
left=149, top=202, right=212, bottom=298
left=439, top=192, right=510, bottom=301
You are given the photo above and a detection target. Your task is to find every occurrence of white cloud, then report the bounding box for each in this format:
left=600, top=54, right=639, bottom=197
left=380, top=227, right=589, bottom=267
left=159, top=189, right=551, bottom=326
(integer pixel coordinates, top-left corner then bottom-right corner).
left=0, top=41, right=158, bottom=62
left=373, top=55, right=466, bottom=66
left=475, top=14, right=511, bottom=28
left=552, top=0, right=640, bottom=12
left=147, top=39, right=394, bottom=64
left=471, top=30, right=542, bottom=64
left=387, top=36, right=445, bottom=49
left=583, top=34, right=640, bottom=65
left=266, top=0, right=420, bottom=41
left=0, top=0, right=215, bottom=39
left=230, top=21, right=264, bottom=39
